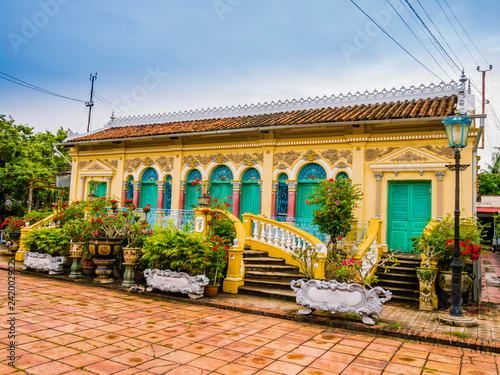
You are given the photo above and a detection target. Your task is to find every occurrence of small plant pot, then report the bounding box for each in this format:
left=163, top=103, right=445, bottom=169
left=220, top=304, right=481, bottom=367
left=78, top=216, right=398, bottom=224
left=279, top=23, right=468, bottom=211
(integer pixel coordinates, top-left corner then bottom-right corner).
left=204, top=284, right=220, bottom=297
left=82, top=266, right=95, bottom=277
left=134, top=270, right=144, bottom=281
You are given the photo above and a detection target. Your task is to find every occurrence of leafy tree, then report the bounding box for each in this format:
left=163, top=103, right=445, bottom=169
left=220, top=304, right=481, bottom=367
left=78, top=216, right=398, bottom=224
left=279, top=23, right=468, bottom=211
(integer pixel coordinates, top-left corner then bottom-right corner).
left=478, top=173, right=500, bottom=196
left=0, top=115, right=70, bottom=220
left=486, top=148, right=500, bottom=174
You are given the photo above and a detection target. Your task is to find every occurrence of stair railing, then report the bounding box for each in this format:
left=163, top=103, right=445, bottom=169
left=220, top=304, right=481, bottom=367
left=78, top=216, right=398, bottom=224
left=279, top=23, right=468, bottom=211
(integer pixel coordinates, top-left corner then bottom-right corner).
left=352, top=218, right=383, bottom=281
left=18, top=212, right=58, bottom=259
left=241, top=214, right=327, bottom=279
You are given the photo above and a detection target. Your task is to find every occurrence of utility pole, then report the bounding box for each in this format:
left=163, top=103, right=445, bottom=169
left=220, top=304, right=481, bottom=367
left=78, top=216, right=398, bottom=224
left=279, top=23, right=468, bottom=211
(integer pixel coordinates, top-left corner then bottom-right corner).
left=477, top=65, right=492, bottom=115
left=86, top=73, right=97, bottom=132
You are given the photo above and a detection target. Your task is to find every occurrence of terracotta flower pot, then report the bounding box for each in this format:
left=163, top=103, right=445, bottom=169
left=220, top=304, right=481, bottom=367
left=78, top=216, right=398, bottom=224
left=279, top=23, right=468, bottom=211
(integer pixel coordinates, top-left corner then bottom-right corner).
left=134, top=270, right=144, bottom=281
left=204, top=284, right=219, bottom=297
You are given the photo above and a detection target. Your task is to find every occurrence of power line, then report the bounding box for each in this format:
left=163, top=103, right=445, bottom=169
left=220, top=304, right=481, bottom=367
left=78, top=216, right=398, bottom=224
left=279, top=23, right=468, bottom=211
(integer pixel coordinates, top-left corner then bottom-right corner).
left=415, top=0, right=466, bottom=71
left=434, top=0, right=479, bottom=67
left=386, top=0, right=452, bottom=81
left=403, top=0, right=460, bottom=74
left=442, top=0, right=490, bottom=66
left=93, top=91, right=127, bottom=115
left=0, top=71, right=86, bottom=103
left=348, top=0, right=444, bottom=82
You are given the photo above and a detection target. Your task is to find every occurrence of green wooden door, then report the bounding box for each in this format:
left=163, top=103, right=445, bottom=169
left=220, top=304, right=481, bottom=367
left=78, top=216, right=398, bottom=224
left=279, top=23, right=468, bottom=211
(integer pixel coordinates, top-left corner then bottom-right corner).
left=140, top=183, right=158, bottom=209
left=240, top=182, right=260, bottom=218
left=185, top=184, right=200, bottom=210
left=210, top=182, right=233, bottom=210
left=388, top=181, right=431, bottom=252
left=296, top=182, right=317, bottom=219
left=91, top=182, right=107, bottom=198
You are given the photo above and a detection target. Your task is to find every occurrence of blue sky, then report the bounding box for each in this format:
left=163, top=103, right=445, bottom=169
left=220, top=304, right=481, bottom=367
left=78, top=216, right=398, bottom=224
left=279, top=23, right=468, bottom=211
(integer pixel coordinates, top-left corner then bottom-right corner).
left=0, top=0, right=499, bottom=168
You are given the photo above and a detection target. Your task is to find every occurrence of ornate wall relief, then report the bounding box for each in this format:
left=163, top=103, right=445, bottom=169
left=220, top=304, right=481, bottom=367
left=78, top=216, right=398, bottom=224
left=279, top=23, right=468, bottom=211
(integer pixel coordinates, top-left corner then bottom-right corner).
left=365, top=147, right=399, bottom=162
left=102, top=159, right=118, bottom=169
left=321, top=149, right=352, bottom=166
left=124, top=157, right=143, bottom=172
left=389, top=151, right=428, bottom=163
left=419, top=145, right=455, bottom=160
left=155, top=156, right=174, bottom=171
left=274, top=150, right=301, bottom=168
left=79, top=160, right=93, bottom=169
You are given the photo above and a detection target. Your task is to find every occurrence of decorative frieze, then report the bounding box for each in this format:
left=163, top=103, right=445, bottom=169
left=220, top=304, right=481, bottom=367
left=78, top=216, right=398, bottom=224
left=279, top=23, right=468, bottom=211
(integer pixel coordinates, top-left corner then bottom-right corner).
left=102, top=159, right=118, bottom=168
left=321, top=149, right=352, bottom=165
left=156, top=156, right=174, bottom=170
left=274, top=150, right=301, bottom=167
left=389, top=151, right=428, bottom=163
left=124, top=157, right=143, bottom=172
left=419, top=145, right=455, bottom=160
left=365, top=147, right=399, bottom=162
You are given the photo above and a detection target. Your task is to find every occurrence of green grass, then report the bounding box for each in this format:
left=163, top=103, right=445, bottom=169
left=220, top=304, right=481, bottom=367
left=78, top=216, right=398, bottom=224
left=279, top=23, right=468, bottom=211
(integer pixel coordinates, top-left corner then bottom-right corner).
left=444, top=331, right=470, bottom=338
left=391, top=322, right=402, bottom=328
left=146, top=321, right=156, bottom=325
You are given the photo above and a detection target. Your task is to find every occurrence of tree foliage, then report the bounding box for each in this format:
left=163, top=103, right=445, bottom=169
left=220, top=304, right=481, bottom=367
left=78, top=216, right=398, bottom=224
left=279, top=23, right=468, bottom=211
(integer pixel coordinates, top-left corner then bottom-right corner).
left=0, top=115, right=69, bottom=220
left=478, top=173, right=500, bottom=196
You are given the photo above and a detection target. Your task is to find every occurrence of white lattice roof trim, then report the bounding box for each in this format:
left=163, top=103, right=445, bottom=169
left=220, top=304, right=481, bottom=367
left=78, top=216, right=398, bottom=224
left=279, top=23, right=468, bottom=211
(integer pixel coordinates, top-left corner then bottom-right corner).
left=104, top=81, right=459, bottom=128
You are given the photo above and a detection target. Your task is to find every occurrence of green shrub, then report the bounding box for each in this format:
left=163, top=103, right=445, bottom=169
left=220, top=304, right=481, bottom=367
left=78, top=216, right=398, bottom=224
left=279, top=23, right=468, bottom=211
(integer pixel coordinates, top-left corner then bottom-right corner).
left=23, top=227, right=70, bottom=256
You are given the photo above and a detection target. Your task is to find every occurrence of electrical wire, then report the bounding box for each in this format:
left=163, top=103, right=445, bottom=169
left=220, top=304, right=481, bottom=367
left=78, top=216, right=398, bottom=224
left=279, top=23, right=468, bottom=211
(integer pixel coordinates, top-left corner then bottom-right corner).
left=348, top=0, right=444, bottom=82
left=415, top=0, right=466, bottom=71
left=434, top=0, right=479, bottom=67
left=93, top=91, right=127, bottom=116
left=0, top=71, right=86, bottom=103
left=386, top=0, right=452, bottom=81
left=403, top=0, right=460, bottom=74
left=442, top=0, right=490, bottom=66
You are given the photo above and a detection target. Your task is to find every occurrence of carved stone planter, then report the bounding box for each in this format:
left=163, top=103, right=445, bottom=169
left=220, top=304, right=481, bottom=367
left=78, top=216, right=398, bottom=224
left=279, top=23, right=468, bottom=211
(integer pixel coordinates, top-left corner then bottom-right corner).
left=122, top=247, right=140, bottom=288
left=290, top=279, right=392, bottom=325
left=416, top=266, right=438, bottom=311
left=144, top=269, right=209, bottom=299
left=24, top=252, right=66, bottom=275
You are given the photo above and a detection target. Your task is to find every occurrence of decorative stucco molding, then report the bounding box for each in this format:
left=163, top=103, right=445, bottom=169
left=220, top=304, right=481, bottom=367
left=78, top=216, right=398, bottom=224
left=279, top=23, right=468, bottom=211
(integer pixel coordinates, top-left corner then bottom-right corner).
left=144, top=268, right=209, bottom=299
left=274, top=150, right=301, bottom=167
left=290, top=279, right=392, bottom=325
left=365, top=147, right=399, bottom=162
left=24, top=252, right=66, bottom=275
left=389, top=151, right=428, bottom=163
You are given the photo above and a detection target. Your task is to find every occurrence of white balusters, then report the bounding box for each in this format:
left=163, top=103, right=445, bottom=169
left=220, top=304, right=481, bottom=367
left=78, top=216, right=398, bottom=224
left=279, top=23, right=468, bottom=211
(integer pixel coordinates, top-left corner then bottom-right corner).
left=260, top=221, right=266, bottom=241
left=267, top=224, right=273, bottom=244
left=253, top=220, right=259, bottom=240
left=280, top=229, right=286, bottom=250
left=291, top=233, right=297, bottom=252
left=273, top=226, right=280, bottom=247
left=286, top=231, right=291, bottom=251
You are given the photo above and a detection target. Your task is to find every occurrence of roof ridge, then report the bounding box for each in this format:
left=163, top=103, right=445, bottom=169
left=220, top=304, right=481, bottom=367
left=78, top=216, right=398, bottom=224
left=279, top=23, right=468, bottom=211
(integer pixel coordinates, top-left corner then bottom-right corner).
left=105, top=80, right=459, bottom=128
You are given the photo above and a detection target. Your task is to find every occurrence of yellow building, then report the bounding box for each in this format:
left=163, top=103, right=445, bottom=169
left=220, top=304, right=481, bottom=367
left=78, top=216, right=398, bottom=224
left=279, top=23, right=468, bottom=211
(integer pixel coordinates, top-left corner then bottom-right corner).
left=62, top=78, right=478, bottom=254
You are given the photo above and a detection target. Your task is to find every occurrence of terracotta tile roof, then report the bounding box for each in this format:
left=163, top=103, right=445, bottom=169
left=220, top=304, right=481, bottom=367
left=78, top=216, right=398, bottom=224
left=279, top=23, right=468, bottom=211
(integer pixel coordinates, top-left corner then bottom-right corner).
left=68, top=95, right=457, bottom=143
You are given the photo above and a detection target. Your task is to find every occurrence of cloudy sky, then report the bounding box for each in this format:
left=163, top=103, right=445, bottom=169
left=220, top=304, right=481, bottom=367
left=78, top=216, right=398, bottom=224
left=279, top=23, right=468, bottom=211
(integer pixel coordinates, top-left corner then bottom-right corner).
left=0, top=0, right=499, bottom=168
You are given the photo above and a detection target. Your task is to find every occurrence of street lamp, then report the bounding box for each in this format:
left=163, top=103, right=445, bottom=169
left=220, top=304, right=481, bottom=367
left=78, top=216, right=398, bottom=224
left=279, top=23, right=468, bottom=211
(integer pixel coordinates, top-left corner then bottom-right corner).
left=442, top=115, right=472, bottom=316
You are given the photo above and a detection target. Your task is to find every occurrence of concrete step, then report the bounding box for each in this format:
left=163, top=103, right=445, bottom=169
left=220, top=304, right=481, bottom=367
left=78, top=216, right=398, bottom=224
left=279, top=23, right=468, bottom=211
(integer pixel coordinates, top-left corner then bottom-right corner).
left=243, top=257, right=286, bottom=264
left=238, top=285, right=297, bottom=300
left=245, top=264, right=300, bottom=271
left=244, top=278, right=296, bottom=289
left=245, top=270, right=304, bottom=280
left=243, top=250, right=269, bottom=257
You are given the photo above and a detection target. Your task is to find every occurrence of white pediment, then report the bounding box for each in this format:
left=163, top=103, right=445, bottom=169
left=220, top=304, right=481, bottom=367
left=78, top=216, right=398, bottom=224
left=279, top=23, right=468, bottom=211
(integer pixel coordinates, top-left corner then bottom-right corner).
left=79, top=160, right=115, bottom=177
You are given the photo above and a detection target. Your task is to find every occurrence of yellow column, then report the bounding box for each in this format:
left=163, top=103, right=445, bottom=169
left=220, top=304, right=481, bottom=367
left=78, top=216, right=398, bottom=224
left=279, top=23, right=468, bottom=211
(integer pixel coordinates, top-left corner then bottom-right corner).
left=69, top=155, right=78, bottom=202
left=171, top=154, right=182, bottom=209
left=261, top=149, right=274, bottom=217
left=350, top=142, right=366, bottom=220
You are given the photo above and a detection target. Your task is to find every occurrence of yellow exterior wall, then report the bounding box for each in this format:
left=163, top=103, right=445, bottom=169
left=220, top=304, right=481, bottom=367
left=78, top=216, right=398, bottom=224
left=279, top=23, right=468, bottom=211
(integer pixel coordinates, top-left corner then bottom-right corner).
left=67, top=123, right=477, bottom=249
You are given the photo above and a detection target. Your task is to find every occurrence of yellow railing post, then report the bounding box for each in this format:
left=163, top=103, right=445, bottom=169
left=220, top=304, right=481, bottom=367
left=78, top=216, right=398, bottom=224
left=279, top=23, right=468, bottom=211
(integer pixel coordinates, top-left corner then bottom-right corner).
left=16, top=212, right=57, bottom=263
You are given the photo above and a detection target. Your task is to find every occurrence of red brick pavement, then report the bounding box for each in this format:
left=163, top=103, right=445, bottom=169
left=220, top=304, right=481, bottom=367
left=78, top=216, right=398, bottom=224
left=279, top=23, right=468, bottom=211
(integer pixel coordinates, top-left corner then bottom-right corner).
left=1, top=271, right=499, bottom=375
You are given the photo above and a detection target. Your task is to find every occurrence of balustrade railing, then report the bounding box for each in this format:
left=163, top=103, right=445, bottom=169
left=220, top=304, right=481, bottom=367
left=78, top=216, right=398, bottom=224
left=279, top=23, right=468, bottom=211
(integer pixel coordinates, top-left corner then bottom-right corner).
left=133, top=209, right=195, bottom=231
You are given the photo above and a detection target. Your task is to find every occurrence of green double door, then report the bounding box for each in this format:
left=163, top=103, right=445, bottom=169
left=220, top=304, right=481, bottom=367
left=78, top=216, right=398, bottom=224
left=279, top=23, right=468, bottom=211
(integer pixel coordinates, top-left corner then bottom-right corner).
left=240, top=182, right=260, bottom=218
left=210, top=182, right=233, bottom=210
left=139, top=182, right=158, bottom=209
left=296, top=182, right=318, bottom=219
left=387, top=181, right=431, bottom=252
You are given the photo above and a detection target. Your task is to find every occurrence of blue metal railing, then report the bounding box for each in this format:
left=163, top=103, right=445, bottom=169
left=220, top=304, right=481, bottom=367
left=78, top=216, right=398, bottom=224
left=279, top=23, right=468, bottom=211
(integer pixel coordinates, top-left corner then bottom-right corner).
left=116, top=208, right=195, bottom=232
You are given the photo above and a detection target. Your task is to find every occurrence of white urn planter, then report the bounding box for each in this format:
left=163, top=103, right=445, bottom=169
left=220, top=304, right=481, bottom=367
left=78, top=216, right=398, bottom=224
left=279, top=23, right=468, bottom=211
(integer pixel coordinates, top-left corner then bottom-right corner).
left=144, top=269, right=209, bottom=299
left=24, top=252, right=66, bottom=275
left=291, top=279, right=392, bottom=325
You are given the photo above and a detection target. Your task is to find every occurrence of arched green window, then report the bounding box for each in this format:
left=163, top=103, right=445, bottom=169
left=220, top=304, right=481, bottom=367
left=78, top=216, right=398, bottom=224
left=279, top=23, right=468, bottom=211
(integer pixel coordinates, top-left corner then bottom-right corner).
left=126, top=176, right=134, bottom=201
left=240, top=168, right=261, bottom=218
left=139, top=168, right=158, bottom=209
left=296, top=163, right=327, bottom=219
left=209, top=165, right=233, bottom=209
left=185, top=169, right=202, bottom=210
left=336, top=171, right=349, bottom=180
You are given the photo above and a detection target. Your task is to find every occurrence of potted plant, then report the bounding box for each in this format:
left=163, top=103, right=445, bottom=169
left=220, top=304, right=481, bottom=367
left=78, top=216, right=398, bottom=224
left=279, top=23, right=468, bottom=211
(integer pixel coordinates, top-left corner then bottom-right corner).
left=22, top=227, right=70, bottom=275
left=414, top=215, right=484, bottom=300
left=62, top=218, right=87, bottom=279
left=204, top=235, right=230, bottom=296
left=289, top=178, right=394, bottom=325
left=141, top=226, right=209, bottom=299
left=1, top=217, right=24, bottom=252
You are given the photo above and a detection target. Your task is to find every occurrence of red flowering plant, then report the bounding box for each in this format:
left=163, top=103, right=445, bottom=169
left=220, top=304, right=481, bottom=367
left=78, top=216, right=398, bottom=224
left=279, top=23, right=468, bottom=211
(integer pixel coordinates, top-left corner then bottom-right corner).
left=1, top=217, right=24, bottom=233
left=411, top=214, right=486, bottom=271
left=205, top=235, right=231, bottom=285
left=200, top=194, right=236, bottom=245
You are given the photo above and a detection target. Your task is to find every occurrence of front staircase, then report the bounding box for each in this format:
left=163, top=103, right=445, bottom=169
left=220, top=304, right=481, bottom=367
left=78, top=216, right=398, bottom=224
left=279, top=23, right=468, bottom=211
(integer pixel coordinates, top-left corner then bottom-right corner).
left=238, top=246, right=305, bottom=300
left=374, top=254, right=421, bottom=304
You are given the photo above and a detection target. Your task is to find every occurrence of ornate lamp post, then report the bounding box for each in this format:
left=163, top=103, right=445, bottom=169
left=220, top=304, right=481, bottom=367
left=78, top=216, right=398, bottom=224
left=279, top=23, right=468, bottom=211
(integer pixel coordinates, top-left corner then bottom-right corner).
left=442, top=115, right=472, bottom=316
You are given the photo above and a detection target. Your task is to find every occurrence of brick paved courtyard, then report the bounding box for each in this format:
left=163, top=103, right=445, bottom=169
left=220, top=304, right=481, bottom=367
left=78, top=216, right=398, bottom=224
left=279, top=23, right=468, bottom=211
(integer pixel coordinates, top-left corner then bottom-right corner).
left=1, top=270, right=499, bottom=375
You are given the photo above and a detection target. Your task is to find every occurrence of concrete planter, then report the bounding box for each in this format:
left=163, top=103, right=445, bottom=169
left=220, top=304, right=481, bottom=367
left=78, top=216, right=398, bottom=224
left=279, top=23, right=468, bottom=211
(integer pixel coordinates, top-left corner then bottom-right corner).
left=144, top=268, right=209, bottom=299
left=291, top=279, right=392, bottom=325
left=24, top=252, right=66, bottom=275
